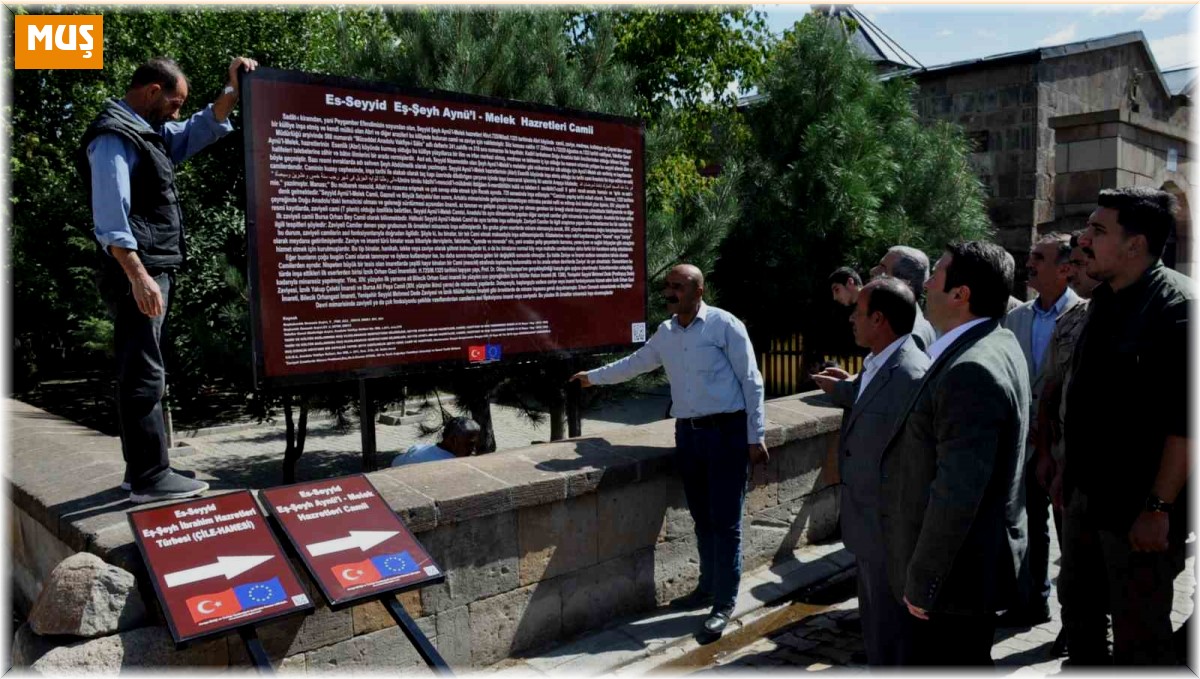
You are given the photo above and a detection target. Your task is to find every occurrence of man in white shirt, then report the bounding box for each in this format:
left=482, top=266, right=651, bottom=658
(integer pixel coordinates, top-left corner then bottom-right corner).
left=391, top=417, right=480, bottom=467
left=571, top=264, right=767, bottom=639
left=813, top=277, right=931, bottom=665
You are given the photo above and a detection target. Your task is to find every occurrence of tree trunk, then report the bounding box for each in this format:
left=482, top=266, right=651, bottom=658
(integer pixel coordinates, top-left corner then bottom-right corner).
left=463, top=391, right=496, bottom=453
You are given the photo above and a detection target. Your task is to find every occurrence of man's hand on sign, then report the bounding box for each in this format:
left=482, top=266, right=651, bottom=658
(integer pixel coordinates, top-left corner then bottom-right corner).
left=569, top=372, right=593, bottom=388
left=227, top=57, right=258, bottom=91
left=749, top=442, right=770, bottom=466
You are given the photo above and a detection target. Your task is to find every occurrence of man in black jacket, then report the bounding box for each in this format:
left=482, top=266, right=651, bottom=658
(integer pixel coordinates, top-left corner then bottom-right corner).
left=879, top=241, right=1031, bottom=666
left=79, top=55, right=256, bottom=503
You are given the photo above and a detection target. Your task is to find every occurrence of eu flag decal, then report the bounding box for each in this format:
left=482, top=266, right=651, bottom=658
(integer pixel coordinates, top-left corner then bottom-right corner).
left=485, top=344, right=502, bottom=361
left=233, top=577, right=287, bottom=610
left=370, top=551, right=420, bottom=578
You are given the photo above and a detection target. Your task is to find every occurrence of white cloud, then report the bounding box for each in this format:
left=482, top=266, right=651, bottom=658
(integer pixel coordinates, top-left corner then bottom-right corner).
left=937, top=29, right=954, bottom=37
left=1150, top=32, right=1194, bottom=70
left=1038, top=23, right=1078, bottom=47
left=1092, top=5, right=1126, bottom=16
left=1138, top=7, right=1170, bottom=22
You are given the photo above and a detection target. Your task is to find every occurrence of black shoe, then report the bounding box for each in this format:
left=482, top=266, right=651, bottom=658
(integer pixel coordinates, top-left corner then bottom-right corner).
left=669, top=588, right=714, bottom=611
left=129, top=471, right=209, bottom=504
left=121, top=467, right=197, bottom=491
left=996, top=601, right=1051, bottom=627
left=1050, top=629, right=1068, bottom=658
left=702, top=608, right=732, bottom=636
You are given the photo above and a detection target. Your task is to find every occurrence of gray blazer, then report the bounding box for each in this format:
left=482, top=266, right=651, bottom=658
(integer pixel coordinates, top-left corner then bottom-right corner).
left=879, top=319, right=1031, bottom=615
left=1003, top=291, right=1084, bottom=427
left=911, top=307, right=937, bottom=353
left=830, top=337, right=931, bottom=563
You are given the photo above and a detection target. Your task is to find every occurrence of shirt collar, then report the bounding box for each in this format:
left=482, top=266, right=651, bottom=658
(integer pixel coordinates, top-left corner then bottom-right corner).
left=926, top=317, right=990, bottom=363
left=864, top=335, right=908, bottom=372
left=672, top=301, right=709, bottom=330
left=116, top=99, right=154, bottom=131
left=1033, top=287, right=1079, bottom=318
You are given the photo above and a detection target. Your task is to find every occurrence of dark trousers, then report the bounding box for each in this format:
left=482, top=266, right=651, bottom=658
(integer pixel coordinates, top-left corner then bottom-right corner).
left=909, top=611, right=997, bottom=666
left=1015, top=458, right=1052, bottom=610
left=1059, top=489, right=1185, bottom=665
left=857, top=556, right=918, bottom=665
left=674, top=416, right=750, bottom=612
left=104, top=272, right=172, bottom=491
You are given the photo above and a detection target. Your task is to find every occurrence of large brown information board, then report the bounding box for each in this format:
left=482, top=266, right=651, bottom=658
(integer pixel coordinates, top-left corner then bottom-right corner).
left=259, top=475, right=443, bottom=607
left=128, top=491, right=313, bottom=644
left=242, top=68, right=647, bottom=387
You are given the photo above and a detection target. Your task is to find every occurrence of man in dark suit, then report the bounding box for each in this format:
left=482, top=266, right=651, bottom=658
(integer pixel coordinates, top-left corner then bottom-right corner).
left=879, top=241, right=1032, bottom=666
left=814, top=277, right=931, bottom=665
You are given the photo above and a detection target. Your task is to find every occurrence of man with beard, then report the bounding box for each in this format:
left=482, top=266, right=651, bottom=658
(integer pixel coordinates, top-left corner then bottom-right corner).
left=1059, top=188, right=1192, bottom=666
left=570, top=264, right=767, bottom=639
left=79, top=56, right=257, bottom=503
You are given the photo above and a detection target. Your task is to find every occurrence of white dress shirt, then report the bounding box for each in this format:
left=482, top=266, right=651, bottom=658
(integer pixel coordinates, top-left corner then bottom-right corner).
left=926, top=317, right=990, bottom=363
left=856, top=335, right=909, bottom=401
left=586, top=302, right=766, bottom=444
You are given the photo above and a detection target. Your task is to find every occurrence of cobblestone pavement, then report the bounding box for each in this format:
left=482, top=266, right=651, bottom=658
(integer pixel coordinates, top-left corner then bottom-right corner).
left=169, top=389, right=671, bottom=489
left=702, top=533, right=1196, bottom=673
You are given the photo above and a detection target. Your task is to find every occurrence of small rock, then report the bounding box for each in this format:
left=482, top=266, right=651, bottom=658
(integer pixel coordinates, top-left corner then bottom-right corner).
left=28, top=553, right=147, bottom=638
left=29, top=625, right=228, bottom=674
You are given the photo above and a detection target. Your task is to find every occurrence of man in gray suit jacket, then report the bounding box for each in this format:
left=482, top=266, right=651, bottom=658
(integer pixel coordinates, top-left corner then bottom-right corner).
left=880, top=241, right=1031, bottom=666
left=814, top=277, right=931, bottom=665
left=1002, top=233, right=1084, bottom=628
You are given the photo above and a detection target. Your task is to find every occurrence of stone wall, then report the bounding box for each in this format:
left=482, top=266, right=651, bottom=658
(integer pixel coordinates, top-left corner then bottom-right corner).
left=7, top=393, right=843, bottom=670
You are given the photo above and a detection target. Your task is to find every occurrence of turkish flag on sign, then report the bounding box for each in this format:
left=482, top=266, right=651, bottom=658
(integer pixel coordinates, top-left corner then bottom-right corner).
left=332, top=559, right=382, bottom=588
left=185, top=588, right=242, bottom=624
left=468, top=346, right=486, bottom=362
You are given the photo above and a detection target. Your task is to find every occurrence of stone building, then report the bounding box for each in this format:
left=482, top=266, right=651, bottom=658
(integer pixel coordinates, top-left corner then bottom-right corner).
left=903, top=31, right=1194, bottom=283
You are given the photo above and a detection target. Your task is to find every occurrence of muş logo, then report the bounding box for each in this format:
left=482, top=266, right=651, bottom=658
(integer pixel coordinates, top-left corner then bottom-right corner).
left=15, top=15, right=104, bottom=70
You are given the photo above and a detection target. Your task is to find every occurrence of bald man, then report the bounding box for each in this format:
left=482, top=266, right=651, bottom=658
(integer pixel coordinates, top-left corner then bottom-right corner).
left=571, top=264, right=767, bottom=639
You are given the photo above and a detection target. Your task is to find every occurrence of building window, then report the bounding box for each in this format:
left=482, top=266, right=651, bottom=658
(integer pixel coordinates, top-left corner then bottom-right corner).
left=969, top=130, right=990, bottom=153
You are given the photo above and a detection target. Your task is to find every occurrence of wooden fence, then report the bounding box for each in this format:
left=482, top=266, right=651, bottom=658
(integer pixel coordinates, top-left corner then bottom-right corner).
left=758, top=331, right=864, bottom=398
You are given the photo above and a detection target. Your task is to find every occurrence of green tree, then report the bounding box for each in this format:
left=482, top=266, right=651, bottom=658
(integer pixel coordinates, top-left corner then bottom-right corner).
left=715, top=16, right=991, bottom=358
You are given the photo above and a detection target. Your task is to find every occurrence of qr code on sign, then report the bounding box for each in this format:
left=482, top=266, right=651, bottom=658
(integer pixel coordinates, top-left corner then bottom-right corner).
left=424, top=566, right=440, bottom=576
left=292, top=594, right=310, bottom=606
left=632, top=323, right=646, bottom=343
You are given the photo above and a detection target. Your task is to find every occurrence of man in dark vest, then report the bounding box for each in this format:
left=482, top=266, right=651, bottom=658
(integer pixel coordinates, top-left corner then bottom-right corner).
left=78, top=56, right=256, bottom=503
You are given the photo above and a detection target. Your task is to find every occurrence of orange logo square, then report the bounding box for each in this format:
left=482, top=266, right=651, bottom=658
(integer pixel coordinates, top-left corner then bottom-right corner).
left=15, top=15, right=103, bottom=70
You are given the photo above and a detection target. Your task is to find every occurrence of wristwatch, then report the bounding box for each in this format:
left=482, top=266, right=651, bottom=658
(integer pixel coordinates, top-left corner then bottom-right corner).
left=1145, top=494, right=1173, bottom=513
left=222, top=84, right=237, bottom=97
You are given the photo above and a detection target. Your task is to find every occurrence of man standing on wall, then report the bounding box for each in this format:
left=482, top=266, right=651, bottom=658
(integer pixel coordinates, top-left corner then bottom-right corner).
left=1002, top=233, right=1083, bottom=628
left=571, top=264, right=767, bottom=639
left=812, top=277, right=931, bottom=665
left=78, top=56, right=257, bottom=503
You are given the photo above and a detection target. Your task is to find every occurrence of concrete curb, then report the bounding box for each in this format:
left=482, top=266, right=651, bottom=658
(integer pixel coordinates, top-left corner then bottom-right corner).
left=486, top=541, right=856, bottom=676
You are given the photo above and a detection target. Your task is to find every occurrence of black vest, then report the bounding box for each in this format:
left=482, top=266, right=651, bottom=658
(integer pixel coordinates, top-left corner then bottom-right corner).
left=77, top=99, right=185, bottom=276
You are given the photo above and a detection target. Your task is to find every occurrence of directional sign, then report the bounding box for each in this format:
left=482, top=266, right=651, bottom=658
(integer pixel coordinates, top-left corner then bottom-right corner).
left=260, top=475, right=444, bottom=607
left=129, top=490, right=313, bottom=644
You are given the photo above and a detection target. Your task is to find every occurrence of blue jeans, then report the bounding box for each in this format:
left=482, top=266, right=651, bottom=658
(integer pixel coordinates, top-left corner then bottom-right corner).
left=674, top=416, right=750, bottom=612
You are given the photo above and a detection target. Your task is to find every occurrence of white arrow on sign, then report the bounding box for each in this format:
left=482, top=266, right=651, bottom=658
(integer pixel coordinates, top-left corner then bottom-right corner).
left=306, top=530, right=398, bottom=557
left=163, top=555, right=275, bottom=588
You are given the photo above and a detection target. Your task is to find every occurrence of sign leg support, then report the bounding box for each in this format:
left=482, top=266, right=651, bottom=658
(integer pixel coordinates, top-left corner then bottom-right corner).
left=239, top=627, right=275, bottom=674
left=566, top=378, right=582, bottom=438
left=383, top=595, right=453, bottom=675
left=359, top=378, right=376, bottom=472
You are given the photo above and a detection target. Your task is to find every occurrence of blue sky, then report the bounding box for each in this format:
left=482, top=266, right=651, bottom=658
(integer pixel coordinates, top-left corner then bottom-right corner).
left=757, top=4, right=1196, bottom=72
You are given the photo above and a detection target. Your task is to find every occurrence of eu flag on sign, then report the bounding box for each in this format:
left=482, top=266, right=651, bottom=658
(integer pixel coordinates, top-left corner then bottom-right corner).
left=233, top=577, right=287, bottom=610
left=485, top=344, right=502, bottom=361
left=370, top=551, right=419, bottom=578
